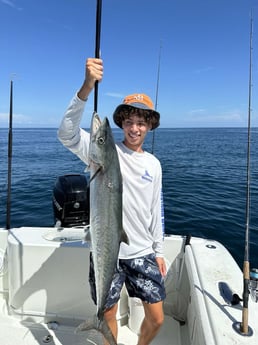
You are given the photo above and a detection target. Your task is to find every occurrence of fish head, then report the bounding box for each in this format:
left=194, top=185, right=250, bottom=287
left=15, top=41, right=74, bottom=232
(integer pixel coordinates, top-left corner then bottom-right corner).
left=89, top=115, right=116, bottom=172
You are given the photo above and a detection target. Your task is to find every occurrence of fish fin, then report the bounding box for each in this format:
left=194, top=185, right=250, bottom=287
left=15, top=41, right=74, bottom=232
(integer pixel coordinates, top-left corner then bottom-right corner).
left=121, top=229, right=129, bottom=245
left=75, top=317, right=94, bottom=333
left=75, top=315, right=117, bottom=345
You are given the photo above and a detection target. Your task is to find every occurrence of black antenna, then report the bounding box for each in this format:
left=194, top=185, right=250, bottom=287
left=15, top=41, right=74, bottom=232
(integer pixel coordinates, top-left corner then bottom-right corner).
left=94, top=0, right=102, bottom=113
left=6, top=80, right=13, bottom=230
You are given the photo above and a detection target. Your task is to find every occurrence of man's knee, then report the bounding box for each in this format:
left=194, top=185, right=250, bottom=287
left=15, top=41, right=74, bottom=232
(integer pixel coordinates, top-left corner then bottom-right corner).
left=151, top=312, right=164, bottom=329
left=144, top=302, right=164, bottom=329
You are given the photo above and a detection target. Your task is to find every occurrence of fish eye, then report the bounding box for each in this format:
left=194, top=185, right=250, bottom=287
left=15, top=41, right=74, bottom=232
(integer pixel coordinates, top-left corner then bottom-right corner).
left=97, top=136, right=105, bottom=145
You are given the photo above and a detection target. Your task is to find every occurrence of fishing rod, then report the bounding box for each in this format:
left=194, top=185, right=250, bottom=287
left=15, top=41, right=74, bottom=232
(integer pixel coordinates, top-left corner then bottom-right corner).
left=241, top=11, right=253, bottom=335
left=151, top=42, right=162, bottom=154
left=233, top=12, right=254, bottom=337
left=6, top=80, right=13, bottom=230
left=94, top=0, right=102, bottom=113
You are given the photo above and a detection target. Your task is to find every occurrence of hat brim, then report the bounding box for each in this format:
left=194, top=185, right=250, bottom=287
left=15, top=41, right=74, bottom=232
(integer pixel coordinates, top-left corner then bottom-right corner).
left=113, top=104, right=160, bottom=131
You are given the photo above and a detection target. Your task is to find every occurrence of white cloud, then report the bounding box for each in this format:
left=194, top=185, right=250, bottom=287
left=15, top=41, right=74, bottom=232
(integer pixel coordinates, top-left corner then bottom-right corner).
left=0, top=112, right=32, bottom=125
left=105, top=92, right=124, bottom=99
left=1, top=0, right=22, bottom=10
left=189, top=108, right=207, bottom=114
left=193, top=66, right=214, bottom=74
left=187, top=109, right=245, bottom=124
left=0, top=113, right=9, bottom=122
left=0, top=112, right=63, bottom=128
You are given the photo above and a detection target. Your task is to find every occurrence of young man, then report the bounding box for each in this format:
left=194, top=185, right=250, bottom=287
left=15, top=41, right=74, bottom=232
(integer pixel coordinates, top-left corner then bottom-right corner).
left=58, top=58, right=166, bottom=345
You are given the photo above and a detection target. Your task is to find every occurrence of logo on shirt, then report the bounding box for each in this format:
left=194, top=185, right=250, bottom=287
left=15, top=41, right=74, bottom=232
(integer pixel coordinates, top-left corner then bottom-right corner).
left=141, top=170, right=153, bottom=182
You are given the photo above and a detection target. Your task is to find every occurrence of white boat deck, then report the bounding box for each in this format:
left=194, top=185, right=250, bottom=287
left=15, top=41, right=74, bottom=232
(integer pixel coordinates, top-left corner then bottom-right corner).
left=0, top=297, right=183, bottom=345
left=1, top=227, right=258, bottom=345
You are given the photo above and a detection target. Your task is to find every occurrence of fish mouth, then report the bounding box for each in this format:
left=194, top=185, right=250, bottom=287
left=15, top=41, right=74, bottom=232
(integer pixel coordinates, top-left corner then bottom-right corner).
left=89, top=114, right=112, bottom=172
left=89, top=112, right=102, bottom=172
left=89, top=113, right=113, bottom=172
left=91, top=112, right=102, bottom=136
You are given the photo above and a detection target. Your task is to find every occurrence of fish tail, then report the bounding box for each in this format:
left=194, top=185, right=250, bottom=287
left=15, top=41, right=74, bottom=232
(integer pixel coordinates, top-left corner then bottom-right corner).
left=75, top=315, right=117, bottom=345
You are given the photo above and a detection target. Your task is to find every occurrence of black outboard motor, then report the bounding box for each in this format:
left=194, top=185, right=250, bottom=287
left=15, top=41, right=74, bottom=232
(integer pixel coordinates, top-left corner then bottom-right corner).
left=53, top=174, right=89, bottom=227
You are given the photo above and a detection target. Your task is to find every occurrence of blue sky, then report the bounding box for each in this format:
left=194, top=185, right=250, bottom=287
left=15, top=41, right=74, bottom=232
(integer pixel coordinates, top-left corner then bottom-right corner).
left=1, top=0, right=258, bottom=128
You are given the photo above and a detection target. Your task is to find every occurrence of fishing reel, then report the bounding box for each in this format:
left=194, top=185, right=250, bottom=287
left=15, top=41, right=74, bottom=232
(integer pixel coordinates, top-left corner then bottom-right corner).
left=249, top=268, right=258, bottom=303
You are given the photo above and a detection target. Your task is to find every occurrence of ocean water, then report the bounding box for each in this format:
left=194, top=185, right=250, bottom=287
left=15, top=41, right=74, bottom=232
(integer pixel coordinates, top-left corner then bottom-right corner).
left=0, top=127, right=257, bottom=270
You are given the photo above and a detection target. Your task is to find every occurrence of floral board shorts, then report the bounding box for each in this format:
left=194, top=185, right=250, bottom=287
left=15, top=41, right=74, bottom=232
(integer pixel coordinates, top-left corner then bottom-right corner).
left=89, top=252, right=166, bottom=309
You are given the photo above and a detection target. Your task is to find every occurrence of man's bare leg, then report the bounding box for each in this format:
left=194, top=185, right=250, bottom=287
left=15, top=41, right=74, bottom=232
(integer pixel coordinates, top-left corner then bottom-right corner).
left=103, top=303, right=118, bottom=345
left=137, top=301, right=164, bottom=345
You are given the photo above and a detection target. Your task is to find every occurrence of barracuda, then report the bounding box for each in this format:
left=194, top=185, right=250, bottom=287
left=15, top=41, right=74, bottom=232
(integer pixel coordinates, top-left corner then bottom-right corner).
left=77, top=112, right=129, bottom=344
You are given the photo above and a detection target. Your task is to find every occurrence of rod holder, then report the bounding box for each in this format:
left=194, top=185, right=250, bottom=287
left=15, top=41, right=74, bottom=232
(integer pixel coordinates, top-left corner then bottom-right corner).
left=232, top=322, right=253, bottom=337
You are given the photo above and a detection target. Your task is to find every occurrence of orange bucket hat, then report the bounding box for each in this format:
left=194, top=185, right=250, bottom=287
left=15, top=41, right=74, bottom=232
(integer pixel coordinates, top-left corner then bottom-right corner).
left=113, top=93, right=160, bottom=130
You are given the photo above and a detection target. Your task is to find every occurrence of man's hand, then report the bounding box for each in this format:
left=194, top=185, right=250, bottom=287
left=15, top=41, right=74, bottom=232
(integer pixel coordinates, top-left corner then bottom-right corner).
left=156, top=257, right=167, bottom=277
left=78, top=58, right=103, bottom=101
